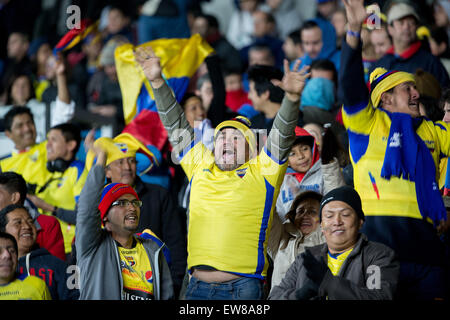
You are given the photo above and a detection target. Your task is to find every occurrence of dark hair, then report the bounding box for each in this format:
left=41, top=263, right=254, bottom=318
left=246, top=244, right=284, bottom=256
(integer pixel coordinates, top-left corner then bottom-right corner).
left=3, top=106, right=34, bottom=132
left=108, top=5, right=130, bottom=18
left=0, top=172, right=28, bottom=205
left=287, top=29, right=302, bottom=45
left=286, top=191, right=323, bottom=224
left=300, top=20, right=321, bottom=38
left=196, top=73, right=211, bottom=91
left=0, top=204, right=28, bottom=232
left=310, top=59, right=338, bottom=87
left=49, top=122, right=82, bottom=157
left=248, top=64, right=284, bottom=103
left=440, top=87, right=450, bottom=109
left=419, top=95, right=444, bottom=122
left=248, top=45, right=275, bottom=64
left=6, top=73, right=35, bottom=105
left=0, top=231, right=18, bottom=256
left=196, top=13, right=220, bottom=30
left=180, top=92, right=201, bottom=109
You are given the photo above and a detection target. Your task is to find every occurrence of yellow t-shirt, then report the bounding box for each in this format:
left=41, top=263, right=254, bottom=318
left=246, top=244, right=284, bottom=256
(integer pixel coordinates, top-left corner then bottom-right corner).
left=0, top=275, right=51, bottom=300
left=118, top=241, right=154, bottom=300
left=181, top=142, right=287, bottom=279
left=327, top=248, right=354, bottom=276
left=36, top=160, right=88, bottom=254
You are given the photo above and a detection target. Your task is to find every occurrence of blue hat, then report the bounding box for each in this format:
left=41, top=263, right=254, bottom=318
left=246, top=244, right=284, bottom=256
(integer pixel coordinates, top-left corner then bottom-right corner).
left=300, top=77, right=335, bottom=111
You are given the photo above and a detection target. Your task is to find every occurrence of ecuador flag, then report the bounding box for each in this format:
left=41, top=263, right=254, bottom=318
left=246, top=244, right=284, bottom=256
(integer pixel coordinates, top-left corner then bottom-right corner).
left=53, top=19, right=99, bottom=54
left=115, top=34, right=214, bottom=149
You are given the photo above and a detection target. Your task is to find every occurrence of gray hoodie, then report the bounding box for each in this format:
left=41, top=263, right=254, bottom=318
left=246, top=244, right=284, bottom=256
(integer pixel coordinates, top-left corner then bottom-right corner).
left=75, top=164, right=174, bottom=300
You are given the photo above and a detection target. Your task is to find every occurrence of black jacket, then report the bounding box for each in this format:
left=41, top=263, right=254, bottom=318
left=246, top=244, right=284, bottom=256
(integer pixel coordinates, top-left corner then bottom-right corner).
left=134, top=177, right=187, bottom=296
left=17, top=247, right=79, bottom=300
left=269, top=234, right=400, bottom=300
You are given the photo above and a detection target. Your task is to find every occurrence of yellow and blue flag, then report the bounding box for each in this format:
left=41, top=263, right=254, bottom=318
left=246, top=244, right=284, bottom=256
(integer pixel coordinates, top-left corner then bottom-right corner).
left=115, top=34, right=214, bottom=149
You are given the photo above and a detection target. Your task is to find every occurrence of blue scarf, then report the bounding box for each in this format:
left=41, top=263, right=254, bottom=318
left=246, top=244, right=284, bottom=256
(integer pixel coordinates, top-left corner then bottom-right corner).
left=380, top=112, right=446, bottom=226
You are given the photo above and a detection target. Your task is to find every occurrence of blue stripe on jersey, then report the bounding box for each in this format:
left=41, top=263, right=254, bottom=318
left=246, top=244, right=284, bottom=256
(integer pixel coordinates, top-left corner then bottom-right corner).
left=69, top=160, right=85, bottom=181
left=264, top=146, right=287, bottom=165
left=343, top=100, right=368, bottom=115
left=255, top=178, right=274, bottom=277
left=347, top=129, right=370, bottom=164
left=176, top=140, right=197, bottom=162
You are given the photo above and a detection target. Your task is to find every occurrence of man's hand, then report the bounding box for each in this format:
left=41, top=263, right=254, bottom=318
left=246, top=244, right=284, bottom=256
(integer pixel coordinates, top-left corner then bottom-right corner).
left=91, top=144, right=107, bottom=167
left=342, top=0, right=368, bottom=32
left=83, top=128, right=96, bottom=153
left=302, top=250, right=329, bottom=286
left=271, top=59, right=310, bottom=102
left=437, top=211, right=450, bottom=235
left=134, top=46, right=165, bottom=88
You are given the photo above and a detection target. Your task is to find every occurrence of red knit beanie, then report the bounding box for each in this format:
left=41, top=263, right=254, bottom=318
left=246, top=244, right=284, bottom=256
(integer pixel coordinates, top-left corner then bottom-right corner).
left=98, top=183, right=140, bottom=223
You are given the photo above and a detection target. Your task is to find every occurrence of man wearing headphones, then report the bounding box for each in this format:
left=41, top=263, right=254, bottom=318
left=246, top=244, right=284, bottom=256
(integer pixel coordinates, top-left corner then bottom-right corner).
left=26, top=123, right=87, bottom=259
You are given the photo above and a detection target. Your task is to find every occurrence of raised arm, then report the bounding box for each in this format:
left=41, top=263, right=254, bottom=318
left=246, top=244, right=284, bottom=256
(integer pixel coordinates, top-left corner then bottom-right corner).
left=75, top=148, right=107, bottom=259
left=51, top=55, right=75, bottom=126
left=339, top=0, right=370, bottom=107
left=134, top=46, right=194, bottom=154
left=204, top=54, right=228, bottom=127
left=266, top=59, right=310, bottom=161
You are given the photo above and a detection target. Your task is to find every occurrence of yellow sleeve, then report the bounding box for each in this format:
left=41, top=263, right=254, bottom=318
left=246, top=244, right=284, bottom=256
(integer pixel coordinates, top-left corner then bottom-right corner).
left=434, top=121, right=450, bottom=157
left=342, top=102, right=376, bottom=135
left=180, top=142, right=214, bottom=181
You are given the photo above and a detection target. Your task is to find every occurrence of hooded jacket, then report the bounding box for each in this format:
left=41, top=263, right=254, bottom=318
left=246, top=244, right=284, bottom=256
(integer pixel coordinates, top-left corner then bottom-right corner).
left=297, top=17, right=341, bottom=71
left=276, top=127, right=345, bottom=221
left=268, top=234, right=400, bottom=300
left=75, top=164, right=174, bottom=300
left=17, top=247, right=79, bottom=300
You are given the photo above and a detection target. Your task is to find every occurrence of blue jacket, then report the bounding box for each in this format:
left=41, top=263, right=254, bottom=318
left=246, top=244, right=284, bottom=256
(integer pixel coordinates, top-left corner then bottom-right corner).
left=297, top=17, right=341, bottom=72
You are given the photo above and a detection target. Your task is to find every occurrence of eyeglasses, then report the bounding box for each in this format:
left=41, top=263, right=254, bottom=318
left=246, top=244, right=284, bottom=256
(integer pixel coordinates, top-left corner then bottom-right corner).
left=111, top=199, right=142, bottom=208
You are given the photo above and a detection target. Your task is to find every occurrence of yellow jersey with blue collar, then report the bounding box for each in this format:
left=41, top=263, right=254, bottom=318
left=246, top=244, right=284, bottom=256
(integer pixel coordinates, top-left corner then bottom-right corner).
left=0, top=274, right=51, bottom=300
left=342, top=103, right=450, bottom=220
left=327, top=248, right=354, bottom=276
left=118, top=241, right=154, bottom=300
left=36, top=160, right=88, bottom=253
left=180, top=141, right=287, bottom=279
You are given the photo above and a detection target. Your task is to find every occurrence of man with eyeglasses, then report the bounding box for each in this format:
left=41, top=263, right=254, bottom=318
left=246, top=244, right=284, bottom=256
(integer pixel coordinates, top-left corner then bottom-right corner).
left=75, top=147, right=174, bottom=300
left=84, top=132, right=187, bottom=298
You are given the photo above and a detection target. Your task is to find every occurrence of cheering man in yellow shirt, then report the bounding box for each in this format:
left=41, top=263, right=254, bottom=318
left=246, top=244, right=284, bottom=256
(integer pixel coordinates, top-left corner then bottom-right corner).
left=134, top=44, right=310, bottom=299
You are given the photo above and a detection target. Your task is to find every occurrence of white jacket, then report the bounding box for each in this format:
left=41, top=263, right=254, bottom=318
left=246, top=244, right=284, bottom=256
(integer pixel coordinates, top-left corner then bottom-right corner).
left=269, top=218, right=326, bottom=288
left=276, top=157, right=345, bottom=222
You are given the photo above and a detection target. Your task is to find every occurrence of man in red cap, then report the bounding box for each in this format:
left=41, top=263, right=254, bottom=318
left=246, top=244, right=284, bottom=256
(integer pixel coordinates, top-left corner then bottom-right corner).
left=75, top=148, right=174, bottom=300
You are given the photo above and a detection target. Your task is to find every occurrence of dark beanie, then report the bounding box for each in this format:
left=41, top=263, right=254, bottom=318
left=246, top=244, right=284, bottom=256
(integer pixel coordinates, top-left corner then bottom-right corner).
left=319, top=186, right=365, bottom=222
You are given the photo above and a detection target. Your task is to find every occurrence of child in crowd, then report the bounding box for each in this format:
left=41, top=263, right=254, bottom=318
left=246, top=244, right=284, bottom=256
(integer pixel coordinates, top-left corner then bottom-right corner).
left=223, top=69, right=254, bottom=116
left=276, top=126, right=345, bottom=223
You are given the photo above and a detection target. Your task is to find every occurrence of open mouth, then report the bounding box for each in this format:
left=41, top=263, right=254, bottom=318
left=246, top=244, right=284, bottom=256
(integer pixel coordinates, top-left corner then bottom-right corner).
left=124, top=214, right=138, bottom=223
left=20, top=232, right=33, bottom=239
left=331, top=229, right=345, bottom=235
